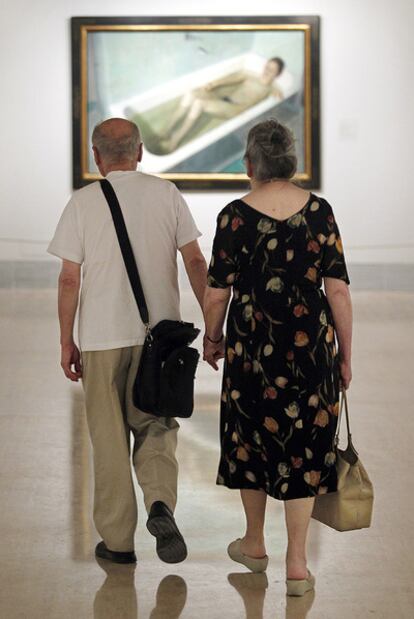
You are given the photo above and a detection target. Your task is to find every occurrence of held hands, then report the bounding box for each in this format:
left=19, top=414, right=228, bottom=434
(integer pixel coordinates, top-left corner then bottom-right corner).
left=61, top=341, right=82, bottom=381
left=203, top=334, right=225, bottom=371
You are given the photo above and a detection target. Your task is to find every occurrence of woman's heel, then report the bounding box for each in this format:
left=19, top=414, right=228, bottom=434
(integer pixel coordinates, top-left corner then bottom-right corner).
left=286, top=571, right=315, bottom=597
left=227, top=539, right=269, bottom=573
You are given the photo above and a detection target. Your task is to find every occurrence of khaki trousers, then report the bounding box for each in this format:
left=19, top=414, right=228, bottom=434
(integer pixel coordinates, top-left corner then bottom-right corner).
left=82, top=346, right=179, bottom=552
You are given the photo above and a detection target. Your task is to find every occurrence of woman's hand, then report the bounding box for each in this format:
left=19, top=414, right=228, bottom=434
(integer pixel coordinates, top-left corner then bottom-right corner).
left=339, top=358, right=352, bottom=390
left=203, top=335, right=225, bottom=371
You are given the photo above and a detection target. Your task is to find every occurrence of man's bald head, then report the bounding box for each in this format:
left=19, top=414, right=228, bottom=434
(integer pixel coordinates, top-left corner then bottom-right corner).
left=92, top=118, right=141, bottom=167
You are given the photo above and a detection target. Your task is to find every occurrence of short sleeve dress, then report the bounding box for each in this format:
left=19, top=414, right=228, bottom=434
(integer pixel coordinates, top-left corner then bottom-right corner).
left=207, top=194, right=350, bottom=500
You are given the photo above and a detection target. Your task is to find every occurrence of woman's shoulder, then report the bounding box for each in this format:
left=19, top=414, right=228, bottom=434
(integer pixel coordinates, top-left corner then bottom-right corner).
left=305, top=195, right=341, bottom=242
left=309, top=193, right=334, bottom=211
left=306, top=194, right=337, bottom=222
left=216, top=200, right=247, bottom=227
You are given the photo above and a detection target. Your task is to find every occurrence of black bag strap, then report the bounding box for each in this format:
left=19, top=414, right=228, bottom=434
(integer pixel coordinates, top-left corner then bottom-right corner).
left=99, top=178, right=150, bottom=329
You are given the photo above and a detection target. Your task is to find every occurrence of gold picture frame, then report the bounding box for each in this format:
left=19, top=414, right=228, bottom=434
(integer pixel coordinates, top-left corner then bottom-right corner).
left=72, top=16, right=320, bottom=189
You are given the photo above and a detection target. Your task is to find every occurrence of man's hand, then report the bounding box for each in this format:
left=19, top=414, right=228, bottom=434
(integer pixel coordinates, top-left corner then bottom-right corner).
left=203, top=335, right=225, bottom=371
left=61, top=342, right=82, bottom=381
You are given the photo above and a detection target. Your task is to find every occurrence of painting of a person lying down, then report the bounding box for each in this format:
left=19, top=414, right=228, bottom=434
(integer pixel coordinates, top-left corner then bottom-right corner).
left=73, top=16, right=321, bottom=189
left=128, top=56, right=290, bottom=158
left=148, top=58, right=285, bottom=154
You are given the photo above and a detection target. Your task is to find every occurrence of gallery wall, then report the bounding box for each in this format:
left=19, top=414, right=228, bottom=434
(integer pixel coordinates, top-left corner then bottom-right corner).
left=0, top=0, right=413, bottom=272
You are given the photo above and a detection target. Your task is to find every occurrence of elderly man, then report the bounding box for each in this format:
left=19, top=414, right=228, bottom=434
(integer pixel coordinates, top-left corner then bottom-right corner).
left=48, top=118, right=207, bottom=564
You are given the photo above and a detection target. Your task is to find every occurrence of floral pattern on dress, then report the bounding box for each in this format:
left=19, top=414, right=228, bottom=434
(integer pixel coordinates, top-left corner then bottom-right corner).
left=207, top=195, right=350, bottom=500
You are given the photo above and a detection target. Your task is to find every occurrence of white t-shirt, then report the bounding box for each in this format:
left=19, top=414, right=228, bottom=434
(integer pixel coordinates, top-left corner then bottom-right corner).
left=48, top=171, right=202, bottom=351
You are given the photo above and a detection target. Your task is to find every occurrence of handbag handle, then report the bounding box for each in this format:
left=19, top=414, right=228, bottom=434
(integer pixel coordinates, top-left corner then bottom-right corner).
left=334, top=389, right=358, bottom=456
left=99, top=179, right=151, bottom=332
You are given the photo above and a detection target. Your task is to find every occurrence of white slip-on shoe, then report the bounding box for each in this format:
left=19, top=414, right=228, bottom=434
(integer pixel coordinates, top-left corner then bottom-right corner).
left=227, top=538, right=269, bottom=573
left=286, top=570, right=315, bottom=597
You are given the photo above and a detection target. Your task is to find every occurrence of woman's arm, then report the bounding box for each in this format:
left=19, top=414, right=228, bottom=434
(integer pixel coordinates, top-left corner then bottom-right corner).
left=324, top=277, right=353, bottom=389
left=203, top=286, right=231, bottom=370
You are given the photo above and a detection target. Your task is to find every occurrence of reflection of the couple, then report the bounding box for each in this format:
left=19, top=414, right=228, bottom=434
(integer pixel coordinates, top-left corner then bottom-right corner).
left=94, top=559, right=187, bottom=619
left=93, top=559, right=314, bottom=618
left=93, top=561, right=314, bottom=619
left=228, top=572, right=315, bottom=619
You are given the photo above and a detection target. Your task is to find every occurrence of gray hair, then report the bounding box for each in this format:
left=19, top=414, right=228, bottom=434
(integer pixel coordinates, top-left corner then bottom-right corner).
left=92, top=118, right=141, bottom=165
left=244, top=118, right=297, bottom=181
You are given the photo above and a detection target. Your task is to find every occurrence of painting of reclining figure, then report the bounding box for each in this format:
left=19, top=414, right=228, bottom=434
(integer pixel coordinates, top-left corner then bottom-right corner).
left=72, top=16, right=320, bottom=189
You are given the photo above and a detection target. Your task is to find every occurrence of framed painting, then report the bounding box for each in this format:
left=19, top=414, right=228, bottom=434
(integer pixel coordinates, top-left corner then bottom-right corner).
left=72, top=15, right=320, bottom=189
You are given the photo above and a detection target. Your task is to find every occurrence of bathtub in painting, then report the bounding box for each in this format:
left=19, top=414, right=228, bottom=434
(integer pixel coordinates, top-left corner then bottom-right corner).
left=109, top=53, right=300, bottom=174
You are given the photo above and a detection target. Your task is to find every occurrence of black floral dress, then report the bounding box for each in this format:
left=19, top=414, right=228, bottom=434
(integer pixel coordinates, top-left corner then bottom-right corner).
left=207, top=194, right=350, bottom=500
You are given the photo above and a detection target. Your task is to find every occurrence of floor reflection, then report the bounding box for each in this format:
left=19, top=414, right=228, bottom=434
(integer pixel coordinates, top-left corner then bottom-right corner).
left=94, top=558, right=137, bottom=618
left=149, top=575, right=187, bottom=619
left=228, top=572, right=268, bottom=618
left=94, top=561, right=187, bottom=619
left=228, top=571, right=315, bottom=619
left=285, top=590, right=315, bottom=619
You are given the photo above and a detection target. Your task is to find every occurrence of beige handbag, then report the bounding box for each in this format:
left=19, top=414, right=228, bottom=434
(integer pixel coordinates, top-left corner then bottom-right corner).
left=312, top=389, right=374, bottom=531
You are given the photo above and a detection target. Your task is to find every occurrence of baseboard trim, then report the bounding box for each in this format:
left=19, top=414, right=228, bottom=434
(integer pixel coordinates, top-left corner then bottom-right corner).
left=0, top=261, right=413, bottom=291
left=0, top=261, right=60, bottom=288
left=347, top=263, right=414, bottom=292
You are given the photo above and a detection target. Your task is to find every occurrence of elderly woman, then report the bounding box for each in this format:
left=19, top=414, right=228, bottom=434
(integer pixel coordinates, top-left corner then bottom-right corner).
left=203, top=119, right=352, bottom=596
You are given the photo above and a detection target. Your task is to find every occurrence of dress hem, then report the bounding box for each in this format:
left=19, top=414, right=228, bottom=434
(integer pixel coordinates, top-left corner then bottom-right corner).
left=216, top=479, right=338, bottom=501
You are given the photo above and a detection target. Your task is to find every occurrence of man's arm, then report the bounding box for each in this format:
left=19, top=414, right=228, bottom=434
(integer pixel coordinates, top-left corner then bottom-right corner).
left=58, top=259, right=82, bottom=381
left=179, top=240, right=208, bottom=311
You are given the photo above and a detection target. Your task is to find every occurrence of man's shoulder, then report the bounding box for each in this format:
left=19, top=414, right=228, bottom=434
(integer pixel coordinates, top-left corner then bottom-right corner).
left=134, top=171, right=176, bottom=194
left=69, top=181, right=101, bottom=206
left=69, top=172, right=179, bottom=209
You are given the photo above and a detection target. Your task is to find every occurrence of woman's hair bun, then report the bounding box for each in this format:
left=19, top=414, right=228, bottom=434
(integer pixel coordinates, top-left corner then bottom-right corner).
left=245, top=118, right=297, bottom=181
left=270, top=124, right=286, bottom=145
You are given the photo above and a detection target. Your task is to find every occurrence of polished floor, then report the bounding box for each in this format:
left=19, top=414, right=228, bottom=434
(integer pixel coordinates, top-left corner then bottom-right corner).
left=0, top=289, right=413, bottom=619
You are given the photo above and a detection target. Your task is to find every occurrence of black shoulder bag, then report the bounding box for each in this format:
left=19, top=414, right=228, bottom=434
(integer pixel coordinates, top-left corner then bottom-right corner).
left=100, top=179, right=200, bottom=418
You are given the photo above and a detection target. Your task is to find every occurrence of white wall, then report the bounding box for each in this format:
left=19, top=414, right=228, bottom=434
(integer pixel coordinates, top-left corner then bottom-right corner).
left=1, top=0, right=413, bottom=265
